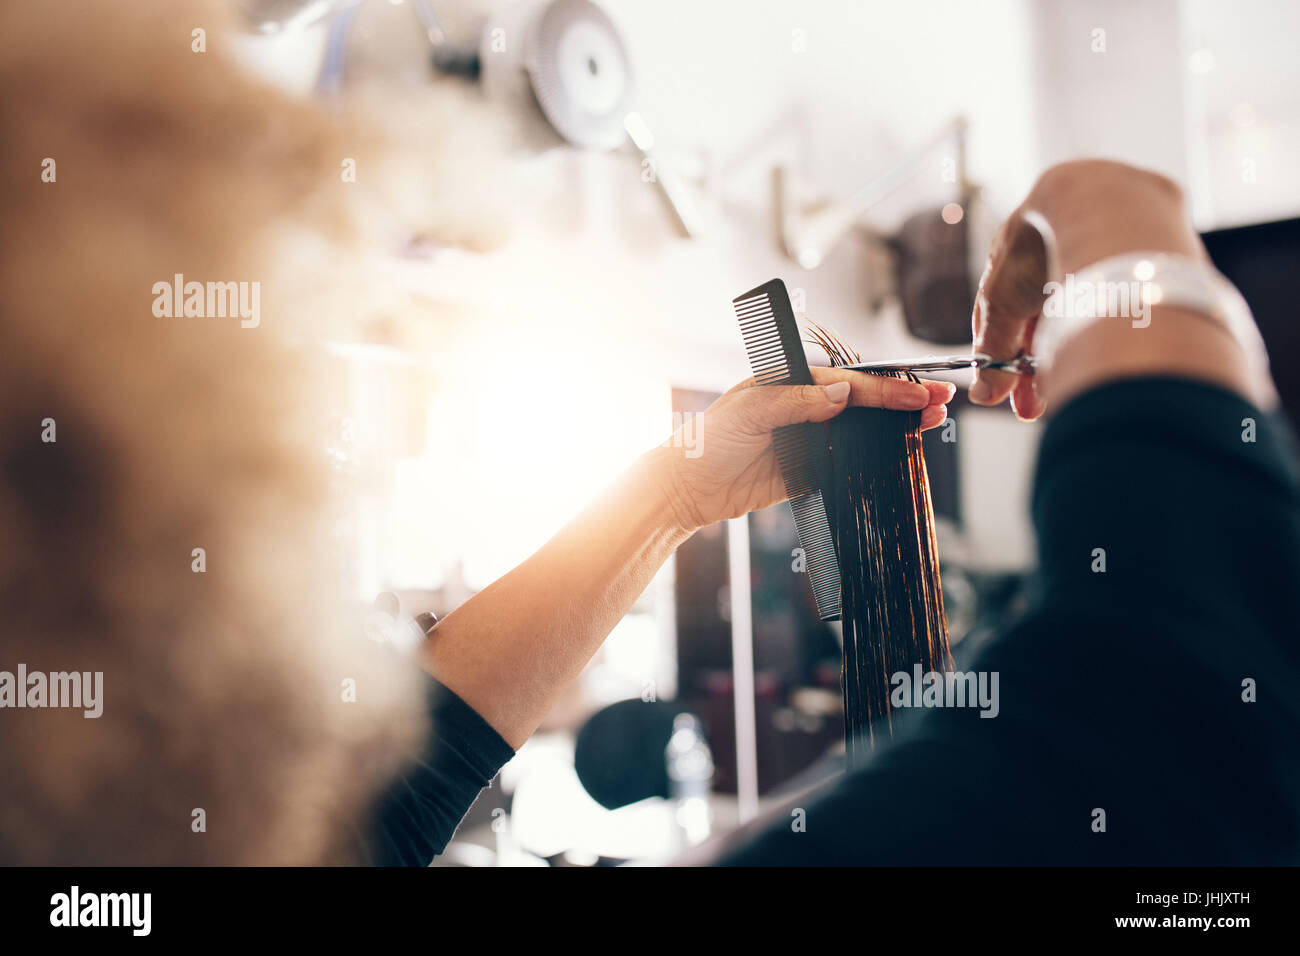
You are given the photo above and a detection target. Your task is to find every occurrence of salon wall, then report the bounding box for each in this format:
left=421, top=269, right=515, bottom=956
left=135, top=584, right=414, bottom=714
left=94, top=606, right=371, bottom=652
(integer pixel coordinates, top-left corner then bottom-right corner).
left=1029, top=0, right=1300, bottom=229
left=232, top=0, right=1299, bottom=590
left=480, top=0, right=1047, bottom=574
left=239, top=0, right=1048, bottom=586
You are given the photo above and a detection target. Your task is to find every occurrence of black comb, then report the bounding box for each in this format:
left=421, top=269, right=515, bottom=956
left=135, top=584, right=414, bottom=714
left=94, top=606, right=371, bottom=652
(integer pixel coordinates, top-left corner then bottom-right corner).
left=732, top=279, right=841, bottom=621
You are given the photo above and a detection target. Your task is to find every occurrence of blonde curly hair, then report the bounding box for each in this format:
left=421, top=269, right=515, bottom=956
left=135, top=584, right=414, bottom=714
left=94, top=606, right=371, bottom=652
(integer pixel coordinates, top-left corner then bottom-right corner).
left=0, top=0, right=503, bottom=863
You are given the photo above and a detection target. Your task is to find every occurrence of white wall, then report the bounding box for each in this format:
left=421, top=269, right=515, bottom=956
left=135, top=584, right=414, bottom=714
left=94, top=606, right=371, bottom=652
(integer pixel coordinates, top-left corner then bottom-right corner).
left=233, top=0, right=1299, bottom=582
left=1181, top=0, right=1300, bottom=227
left=1028, top=0, right=1300, bottom=227
left=1029, top=0, right=1189, bottom=183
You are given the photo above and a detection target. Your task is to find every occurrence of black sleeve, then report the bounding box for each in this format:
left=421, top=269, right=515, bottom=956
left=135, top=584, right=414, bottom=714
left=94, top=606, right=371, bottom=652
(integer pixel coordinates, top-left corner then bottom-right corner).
left=720, top=377, right=1300, bottom=865
left=364, top=675, right=515, bottom=866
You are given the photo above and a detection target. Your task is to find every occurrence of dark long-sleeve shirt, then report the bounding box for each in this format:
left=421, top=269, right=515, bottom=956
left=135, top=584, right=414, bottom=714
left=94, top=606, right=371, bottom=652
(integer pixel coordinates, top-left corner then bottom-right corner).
left=723, top=376, right=1300, bottom=864
left=365, top=678, right=514, bottom=866
left=368, top=376, right=1300, bottom=865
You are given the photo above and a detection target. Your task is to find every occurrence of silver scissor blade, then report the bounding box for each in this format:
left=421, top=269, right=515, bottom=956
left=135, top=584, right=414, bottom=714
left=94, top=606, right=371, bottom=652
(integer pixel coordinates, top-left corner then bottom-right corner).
left=841, top=355, right=983, bottom=373
left=840, top=352, right=1037, bottom=375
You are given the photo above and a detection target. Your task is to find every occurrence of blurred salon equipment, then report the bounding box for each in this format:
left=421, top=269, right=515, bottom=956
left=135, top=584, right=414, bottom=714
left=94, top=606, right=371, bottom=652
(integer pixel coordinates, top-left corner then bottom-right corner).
left=574, top=700, right=716, bottom=848
left=244, top=0, right=702, bottom=235
left=574, top=698, right=679, bottom=810
left=363, top=591, right=438, bottom=652
left=462, top=0, right=635, bottom=150
left=240, top=0, right=356, bottom=34
left=776, top=116, right=995, bottom=344
left=427, top=0, right=703, bottom=235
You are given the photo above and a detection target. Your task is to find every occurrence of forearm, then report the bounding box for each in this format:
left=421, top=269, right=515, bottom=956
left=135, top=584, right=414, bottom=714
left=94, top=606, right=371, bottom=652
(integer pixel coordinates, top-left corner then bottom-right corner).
left=421, top=447, right=691, bottom=748
left=416, top=363, right=950, bottom=749
left=1042, top=305, right=1271, bottom=414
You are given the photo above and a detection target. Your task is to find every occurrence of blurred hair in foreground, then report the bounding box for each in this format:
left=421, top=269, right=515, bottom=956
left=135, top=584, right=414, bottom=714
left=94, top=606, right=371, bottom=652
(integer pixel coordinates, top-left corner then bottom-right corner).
left=0, top=0, right=507, bottom=863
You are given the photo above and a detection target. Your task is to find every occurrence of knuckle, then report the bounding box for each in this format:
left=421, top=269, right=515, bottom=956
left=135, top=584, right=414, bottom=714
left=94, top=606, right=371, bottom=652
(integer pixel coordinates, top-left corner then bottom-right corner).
left=1140, top=168, right=1186, bottom=207
left=731, top=389, right=770, bottom=428
left=796, top=384, right=823, bottom=405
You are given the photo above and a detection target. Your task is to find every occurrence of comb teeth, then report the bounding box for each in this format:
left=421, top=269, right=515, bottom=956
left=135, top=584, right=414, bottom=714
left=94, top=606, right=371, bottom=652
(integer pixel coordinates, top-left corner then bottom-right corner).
left=732, top=279, right=842, bottom=621
left=735, top=287, right=808, bottom=388
left=787, top=488, right=841, bottom=619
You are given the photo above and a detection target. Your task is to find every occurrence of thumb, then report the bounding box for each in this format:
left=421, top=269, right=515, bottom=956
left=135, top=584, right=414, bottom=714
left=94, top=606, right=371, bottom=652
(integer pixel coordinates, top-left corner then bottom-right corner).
left=736, top=381, right=851, bottom=430
left=970, top=211, right=1050, bottom=408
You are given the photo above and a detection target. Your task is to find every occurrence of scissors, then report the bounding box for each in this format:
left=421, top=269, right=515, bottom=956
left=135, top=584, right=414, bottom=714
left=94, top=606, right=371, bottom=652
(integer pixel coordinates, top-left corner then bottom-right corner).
left=841, top=350, right=1037, bottom=375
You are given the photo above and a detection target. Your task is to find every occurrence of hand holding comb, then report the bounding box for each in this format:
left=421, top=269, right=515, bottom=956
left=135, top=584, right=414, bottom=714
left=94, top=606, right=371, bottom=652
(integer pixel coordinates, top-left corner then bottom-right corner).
left=732, top=278, right=843, bottom=621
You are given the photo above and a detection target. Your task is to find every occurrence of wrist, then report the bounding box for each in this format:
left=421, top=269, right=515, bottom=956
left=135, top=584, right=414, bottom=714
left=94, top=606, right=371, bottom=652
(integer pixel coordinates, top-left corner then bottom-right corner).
left=1036, top=251, right=1268, bottom=374
left=1043, top=305, right=1274, bottom=413
left=639, top=445, right=701, bottom=542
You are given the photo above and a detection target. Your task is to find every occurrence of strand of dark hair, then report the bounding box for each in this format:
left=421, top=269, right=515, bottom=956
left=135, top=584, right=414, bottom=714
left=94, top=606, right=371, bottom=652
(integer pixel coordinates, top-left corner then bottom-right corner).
left=807, top=325, right=952, bottom=767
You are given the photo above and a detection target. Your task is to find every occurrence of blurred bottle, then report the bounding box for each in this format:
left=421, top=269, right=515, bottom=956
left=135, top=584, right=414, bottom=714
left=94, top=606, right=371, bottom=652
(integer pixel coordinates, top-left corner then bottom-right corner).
left=665, top=713, right=714, bottom=847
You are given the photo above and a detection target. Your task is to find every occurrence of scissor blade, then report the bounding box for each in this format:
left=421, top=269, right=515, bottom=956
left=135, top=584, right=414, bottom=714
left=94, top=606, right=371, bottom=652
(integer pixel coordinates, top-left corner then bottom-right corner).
left=841, top=352, right=1037, bottom=375
left=841, top=355, right=982, bottom=373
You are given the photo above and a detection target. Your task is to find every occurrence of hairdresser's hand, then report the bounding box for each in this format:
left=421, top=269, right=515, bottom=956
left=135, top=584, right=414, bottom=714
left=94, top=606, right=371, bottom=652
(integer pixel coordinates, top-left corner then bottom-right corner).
left=970, top=160, right=1204, bottom=419
left=653, top=369, right=953, bottom=534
